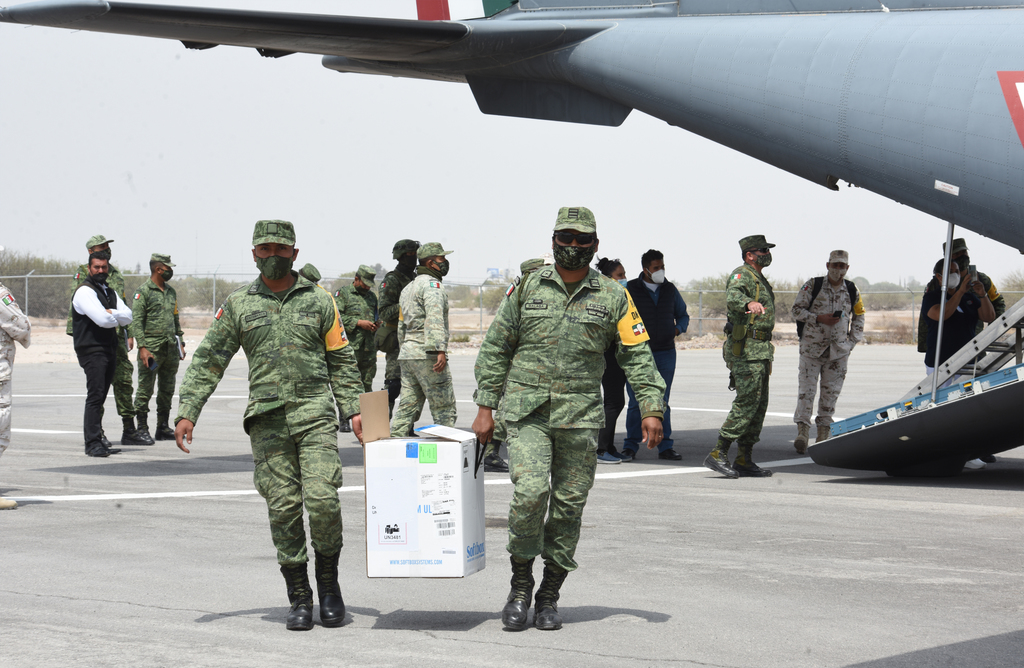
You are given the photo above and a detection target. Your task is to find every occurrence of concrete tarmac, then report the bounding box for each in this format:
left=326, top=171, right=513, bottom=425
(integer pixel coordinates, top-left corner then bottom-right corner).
left=1, top=345, right=1021, bottom=667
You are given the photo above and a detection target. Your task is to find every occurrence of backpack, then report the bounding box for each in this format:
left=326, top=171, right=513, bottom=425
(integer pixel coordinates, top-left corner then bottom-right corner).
left=796, top=277, right=858, bottom=339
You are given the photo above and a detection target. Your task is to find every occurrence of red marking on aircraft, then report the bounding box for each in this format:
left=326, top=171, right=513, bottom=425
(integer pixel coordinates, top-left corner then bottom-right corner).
left=417, top=0, right=451, bottom=21
left=997, top=71, right=1024, bottom=150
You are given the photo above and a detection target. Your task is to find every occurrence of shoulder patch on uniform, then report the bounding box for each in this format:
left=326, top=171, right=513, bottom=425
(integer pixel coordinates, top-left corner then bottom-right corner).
left=215, top=307, right=224, bottom=320
left=505, top=282, right=516, bottom=298
left=134, top=292, right=141, bottom=300
left=429, top=280, right=441, bottom=289
left=632, top=322, right=646, bottom=337
left=247, top=283, right=260, bottom=294
left=2, top=294, right=14, bottom=307
left=732, top=273, right=743, bottom=281
left=380, top=280, right=387, bottom=291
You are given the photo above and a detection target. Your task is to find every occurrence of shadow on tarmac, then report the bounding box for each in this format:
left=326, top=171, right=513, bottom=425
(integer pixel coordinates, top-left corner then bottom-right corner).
left=842, top=629, right=1024, bottom=667
left=35, top=454, right=255, bottom=477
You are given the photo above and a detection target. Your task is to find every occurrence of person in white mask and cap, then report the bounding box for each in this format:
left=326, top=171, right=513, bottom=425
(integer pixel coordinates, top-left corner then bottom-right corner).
left=0, top=246, right=33, bottom=509
left=790, top=250, right=866, bottom=453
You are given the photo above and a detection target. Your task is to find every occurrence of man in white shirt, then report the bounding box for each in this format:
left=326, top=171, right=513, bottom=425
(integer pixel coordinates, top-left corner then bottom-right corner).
left=72, top=254, right=133, bottom=457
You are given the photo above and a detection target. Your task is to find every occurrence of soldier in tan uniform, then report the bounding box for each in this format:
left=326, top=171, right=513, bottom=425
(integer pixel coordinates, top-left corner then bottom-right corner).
left=0, top=267, right=32, bottom=510
left=790, top=250, right=866, bottom=452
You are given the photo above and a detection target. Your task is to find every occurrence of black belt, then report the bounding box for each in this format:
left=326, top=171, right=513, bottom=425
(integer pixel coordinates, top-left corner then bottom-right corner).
left=747, top=330, right=772, bottom=342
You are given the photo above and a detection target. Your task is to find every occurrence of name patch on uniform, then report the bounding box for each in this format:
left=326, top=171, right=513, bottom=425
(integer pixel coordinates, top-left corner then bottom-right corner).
left=245, top=311, right=267, bottom=322
left=2, top=294, right=15, bottom=307
left=524, top=299, right=547, bottom=310
left=586, top=304, right=609, bottom=319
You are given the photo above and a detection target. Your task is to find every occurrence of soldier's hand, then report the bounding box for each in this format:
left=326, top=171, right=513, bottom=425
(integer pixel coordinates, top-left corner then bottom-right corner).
left=641, top=417, right=664, bottom=450
left=472, top=407, right=495, bottom=446
left=746, top=302, right=765, bottom=315
left=357, top=319, right=375, bottom=332
left=174, top=419, right=194, bottom=454
left=433, top=352, right=447, bottom=373
left=139, top=347, right=153, bottom=368
left=816, top=314, right=841, bottom=326
left=127, top=337, right=135, bottom=352
left=351, top=414, right=363, bottom=442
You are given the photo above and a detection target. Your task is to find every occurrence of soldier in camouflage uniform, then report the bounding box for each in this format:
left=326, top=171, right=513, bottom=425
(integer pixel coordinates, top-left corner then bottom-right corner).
left=484, top=258, right=549, bottom=474
left=704, top=234, right=777, bottom=479
left=298, top=263, right=321, bottom=284
left=66, top=235, right=149, bottom=446
left=472, top=207, right=665, bottom=632
left=390, top=243, right=456, bottom=436
left=790, top=250, right=866, bottom=453
left=335, top=265, right=379, bottom=394
left=174, top=220, right=364, bottom=632
left=378, top=240, right=419, bottom=417
left=131, top=253, right=184, bottom=442
left=916, top=238, right=1005, bottom=349
left=0, top=273, right=32, bottom=510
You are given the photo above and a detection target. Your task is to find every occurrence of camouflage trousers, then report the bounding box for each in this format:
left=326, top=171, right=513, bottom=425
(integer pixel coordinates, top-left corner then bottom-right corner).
left=390, top=359, right=457, bottom=436
left=485, top=417, right=507, bottom=458
left=0, top=379, right=10, bottom=456
left=249, top=409, right=344, bottom=566
left=100, top=338, right=135, bottom=421
left=384, top=349, right=401, bottom=384
left=355, top=355, right=377, bottom=394
left=719, top=358, right=770, bottom=446
left=506, top=402, right=598, bottom=573
left=134, top=341, right=180, bottom=418
left=794, top=351, right=849, bottom=427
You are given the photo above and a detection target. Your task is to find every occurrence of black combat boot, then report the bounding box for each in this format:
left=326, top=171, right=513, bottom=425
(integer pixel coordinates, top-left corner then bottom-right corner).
left=703, top=437, right=739, bottom=479
left=280, top=563, right=315, bottom=631
left=313, top=550, right=346, bottom=628
left=120, top=417, right=146, bottom=445
left=133, top=415, right=156, bottom=445
left=533, top=563, right=569, bottom=631
left=339, top=419, right=351, bottom=433
left=154, top=413, right=176, bottom=441
left=501, top=556, right=535, bottom=631
left=732, top=444, right=772, bottom=477
left=98, top=431, right=122, bottom=455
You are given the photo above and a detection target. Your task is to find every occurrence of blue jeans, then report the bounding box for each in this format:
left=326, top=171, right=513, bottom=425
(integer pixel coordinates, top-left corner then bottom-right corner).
left=623, top=348, right=674, bottom=452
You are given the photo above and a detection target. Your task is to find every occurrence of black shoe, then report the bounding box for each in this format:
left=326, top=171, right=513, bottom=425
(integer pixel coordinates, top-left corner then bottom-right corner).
left=339, top=419, right=351, bottom=433
left=733, top=461, right=773, bottom=477
left=133, top=427, right=155, bottom=445
left=658, top=449, right=682, bottom=461
left=484, top=453, right=509, bottom=473
left=703, top=453, right=739, bottom=479
left=86, top=447, right=110, bottom=458
left=100, top=433, right=113, bottom=449
left=979, top=454, right=997, bottom=464
left=533, top=564, right=568, bottom=631
left=280, top=563, right=315, bottom=631
left=501, top=557, right=535, bottom=631
left=618, top=449, right=636, bottom=463
left=104, top=446, right=123, bottom=455
left=121, top=429, right=154, bottom=446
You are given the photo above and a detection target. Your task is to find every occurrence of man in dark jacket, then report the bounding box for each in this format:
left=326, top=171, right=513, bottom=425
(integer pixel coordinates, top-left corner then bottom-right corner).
left=620, top=249, right=689, bottom=461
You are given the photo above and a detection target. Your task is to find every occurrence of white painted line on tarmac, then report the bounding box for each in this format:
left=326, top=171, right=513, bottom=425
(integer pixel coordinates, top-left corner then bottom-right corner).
left=8, top=458, right=814, bottom=502
left=11, top=428, right=79, bottom=434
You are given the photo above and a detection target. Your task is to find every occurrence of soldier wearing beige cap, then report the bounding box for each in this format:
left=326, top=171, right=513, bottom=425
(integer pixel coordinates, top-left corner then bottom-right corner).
left=790, top=249, right=866, bottom=452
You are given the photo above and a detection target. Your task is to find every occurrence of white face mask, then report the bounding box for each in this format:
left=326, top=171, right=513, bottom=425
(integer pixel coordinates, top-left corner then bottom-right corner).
left=828, top=267, right=847, bottom=283
left=946, top=272, right=960, bottom=290
left=649, top=269, right=666, bottom=284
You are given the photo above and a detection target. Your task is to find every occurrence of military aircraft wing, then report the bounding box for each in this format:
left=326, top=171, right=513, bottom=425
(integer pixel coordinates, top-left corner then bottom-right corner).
left=0, top=1, right=603, bottom=62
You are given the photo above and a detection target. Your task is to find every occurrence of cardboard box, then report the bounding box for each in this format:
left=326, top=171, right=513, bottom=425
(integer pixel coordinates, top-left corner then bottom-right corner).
left=360, top=392, right=486, bottom=578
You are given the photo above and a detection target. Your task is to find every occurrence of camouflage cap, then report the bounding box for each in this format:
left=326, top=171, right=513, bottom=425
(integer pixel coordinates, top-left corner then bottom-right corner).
left=86, top=234, right=114, bottom=249
left=150, top=253, right=175, bottom=267
left=356, top=264, right=377, bottom=287
left=417, top=242, right=454, bottom=260
left=252, top=220, right=296, bottom=246
left=520, top=258, right=547, bottom=274
left=943, top=238, right=969, bottom=254
left=828, top=250, right=849, bottom=264
left=298, top=263, right=321, bottom=283
left=739, top=234, right=776, bottom=252
left=392, top=239, right=420, bottom=260
left=553, top=207, right=597, bottom=234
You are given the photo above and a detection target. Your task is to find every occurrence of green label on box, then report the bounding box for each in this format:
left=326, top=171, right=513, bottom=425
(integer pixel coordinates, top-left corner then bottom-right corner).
left=418, top=442, right=437, bottom=464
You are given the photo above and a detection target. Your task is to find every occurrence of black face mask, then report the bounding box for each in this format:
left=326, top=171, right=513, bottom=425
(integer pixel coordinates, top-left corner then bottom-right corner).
left=553, top=244, right=596, bottom=271
left=161, top=268, right=173, bottom=281
left=92, top=272, right=109, bottom=284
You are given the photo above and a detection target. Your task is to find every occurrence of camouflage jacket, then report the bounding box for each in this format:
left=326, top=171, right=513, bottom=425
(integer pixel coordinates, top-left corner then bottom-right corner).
left=335, top=283, right=378, bottom=358
left=378, top=263, right=416, bottom=326
left=176, top=273, right=362, bottom=432
left=916, top=271, right=1004, bottom=352
left=0, top=281, right=32, bottom=383
left=724, top=264, right=775, bottom=363
left=65, top=264, right=126, bottom=336
left=474, top=266, right=666, bottom=429
left=398, top=271, right=449, bottom=359
left=130, top=279, right=183, bottom=350
left=792, top=277, right=866, bottom=359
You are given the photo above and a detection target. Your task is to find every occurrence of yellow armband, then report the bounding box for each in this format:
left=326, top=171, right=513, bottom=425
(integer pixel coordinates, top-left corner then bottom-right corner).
left=617, top=290, right=650, bottom=346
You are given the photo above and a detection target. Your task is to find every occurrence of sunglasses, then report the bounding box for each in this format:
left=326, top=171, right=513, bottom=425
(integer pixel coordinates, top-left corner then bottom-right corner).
left=553, top=232, right=597, bottom=246
left=746, top=247, right=770, bottom=254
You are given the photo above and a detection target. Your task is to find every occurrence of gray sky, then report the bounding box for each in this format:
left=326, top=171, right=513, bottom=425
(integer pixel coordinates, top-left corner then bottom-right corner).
left=1, top=0, right=1021, bottom=287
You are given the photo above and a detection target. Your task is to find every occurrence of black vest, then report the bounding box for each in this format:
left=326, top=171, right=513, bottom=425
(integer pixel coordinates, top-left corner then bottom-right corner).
left=627, top=276, right=678, bottom=352
left=72, top=277, right=118, bottom=353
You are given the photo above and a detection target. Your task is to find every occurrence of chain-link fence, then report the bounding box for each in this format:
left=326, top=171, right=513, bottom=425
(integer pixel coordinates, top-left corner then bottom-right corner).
left=4, top=273, right=1020, bottom=343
